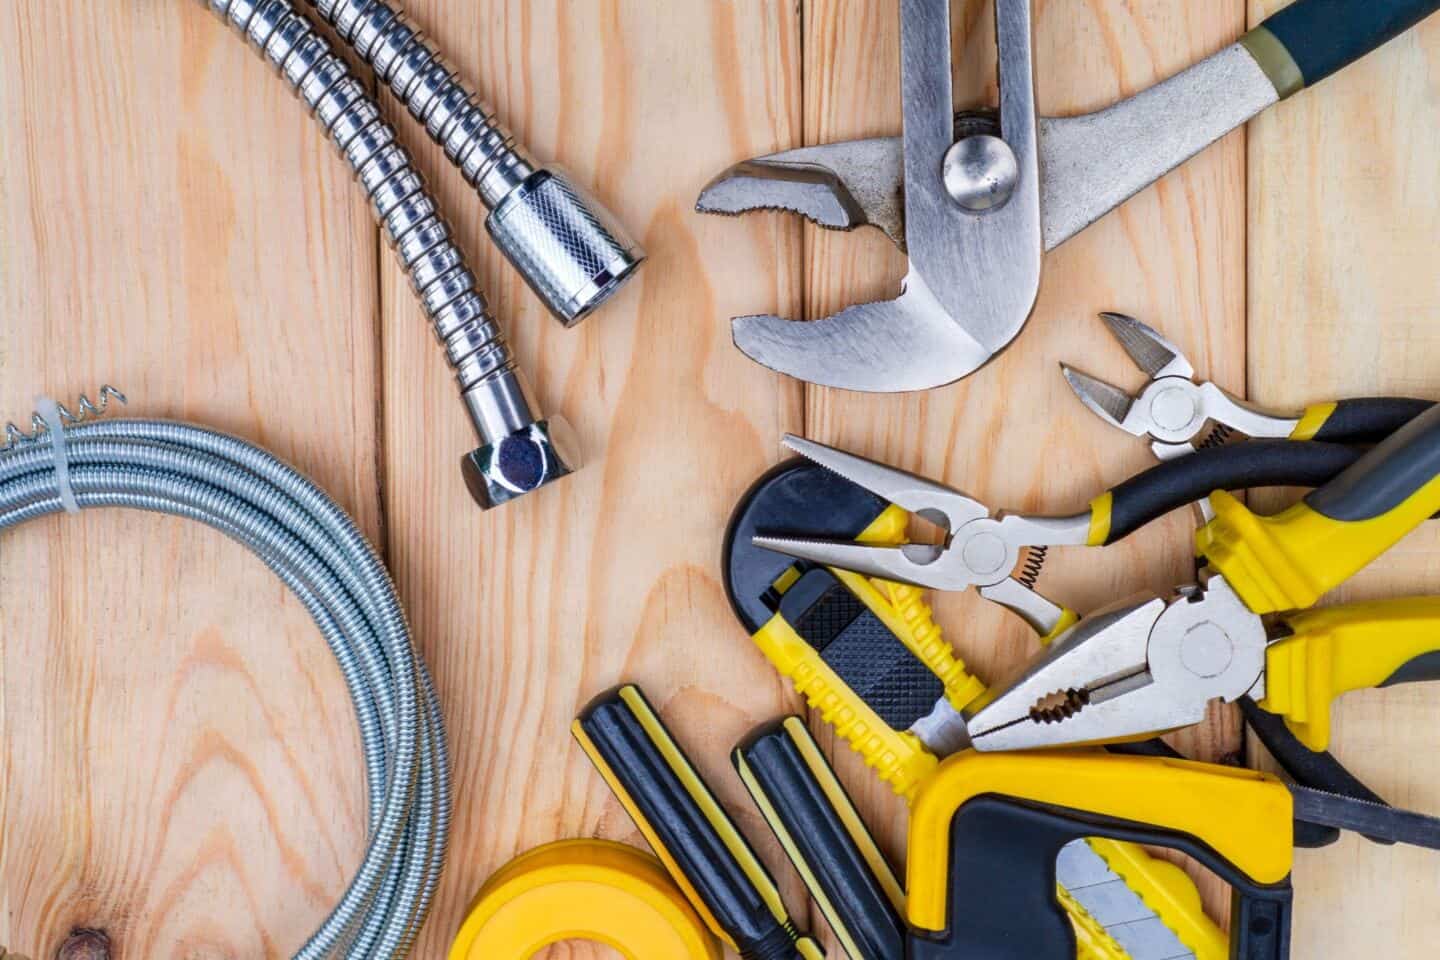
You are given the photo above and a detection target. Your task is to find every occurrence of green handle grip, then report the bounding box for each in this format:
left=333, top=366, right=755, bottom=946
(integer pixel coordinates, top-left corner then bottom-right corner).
left=1244, top=0, right=1440, bottom=99
left=1199, top=403, right=1440, bottom=612
left=573, top=686, right=823, bottom=960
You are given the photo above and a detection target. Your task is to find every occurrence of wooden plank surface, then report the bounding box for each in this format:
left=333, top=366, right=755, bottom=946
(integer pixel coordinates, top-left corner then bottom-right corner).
left=1247, top=4, right=1440, bottom=955
left=1, top=2, right=1438, bottom=958
left=0, top=2, right=380, bottom=955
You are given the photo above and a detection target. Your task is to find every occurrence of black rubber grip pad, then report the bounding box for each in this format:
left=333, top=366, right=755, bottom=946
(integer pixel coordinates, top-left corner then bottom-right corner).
left=1381, top=649, right=1440, bottom=686
left=779, top=568, right=946, bottom=730
left=1240, top=698, right=1385, bottom=848
left=736, top=723, right=906, bottom=960
left=1261, top=0, right=1440, bottom=88
left=576, top=688, right=802, bottom=958
left=725, top=459, right=889, bottom=634
left=908, top=797, right=1293, bottom=960
left=1312, top=397, right=1432, bottom=443
left=1307, top=402, right=1440, bottom=520
left=1104, top=440, right=1362, bottom=543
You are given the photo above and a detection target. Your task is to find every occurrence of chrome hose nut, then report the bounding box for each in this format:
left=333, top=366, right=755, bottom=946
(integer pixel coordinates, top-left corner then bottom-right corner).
left=487, top=168, right=645, bottom=328
left=461, top=417, right=579, bottom=510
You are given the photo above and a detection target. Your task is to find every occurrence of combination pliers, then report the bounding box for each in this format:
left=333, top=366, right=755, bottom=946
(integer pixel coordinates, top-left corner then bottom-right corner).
left=697, top=0, right=1440, bottom=392
left=966, top=403, right=1440, bottom=774
left=1063, top=312, right=1432, bottom=462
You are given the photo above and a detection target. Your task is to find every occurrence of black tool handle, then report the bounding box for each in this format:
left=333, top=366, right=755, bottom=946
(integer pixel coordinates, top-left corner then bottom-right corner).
left=1101, top=440, right=1361, bottom=543
left=734, top=720, right=907, bottom=960
left=1309, top=397, right=1432, bottom=443
left=575, top=686, right=817, bottom=960
left=1256, top=0, right=1440, bottom=93
left=1304, top=400, right=1440, bottom=520
left=907, top=797, right=1293, bottom=960
left=1239, top=698, right=1387, bottom=847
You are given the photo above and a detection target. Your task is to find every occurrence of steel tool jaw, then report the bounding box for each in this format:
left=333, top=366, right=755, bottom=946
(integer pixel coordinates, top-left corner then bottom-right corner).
left=755, top=434, right=1002, bottom=590
left=970, top=577, right=1268, bottom=751
left=1097, top=312, right=1194, bottom=380
left=695, top=139, right=907, bottom=248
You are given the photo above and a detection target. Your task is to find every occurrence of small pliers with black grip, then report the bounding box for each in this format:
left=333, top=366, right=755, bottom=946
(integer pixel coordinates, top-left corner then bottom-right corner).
left=1063, top=313, right=1431, bottom=460
left=967, top=404, right=1440, bottom=774
left=754, top=433, right=1367, bottom=645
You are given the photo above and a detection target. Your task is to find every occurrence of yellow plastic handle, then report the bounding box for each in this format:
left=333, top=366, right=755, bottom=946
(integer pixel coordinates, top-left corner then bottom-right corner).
left=906, top=752, right=1294, bottom=936
left=1263, top=596, right=1440, bottom=750
left=1198, top=405, right=1440, bottom=613
left=447, top=840, right=721, bottom=960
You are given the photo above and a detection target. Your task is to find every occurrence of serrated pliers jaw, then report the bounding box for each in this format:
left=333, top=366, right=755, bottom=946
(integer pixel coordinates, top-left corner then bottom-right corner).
left=969, top=576, right=1268, bottom=751
left=1063, top=313, right=1300, bottom=454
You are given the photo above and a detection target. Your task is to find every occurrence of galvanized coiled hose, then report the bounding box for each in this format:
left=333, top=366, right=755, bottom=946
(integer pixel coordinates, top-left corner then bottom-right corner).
left=0, top=417, right=449, bottom=957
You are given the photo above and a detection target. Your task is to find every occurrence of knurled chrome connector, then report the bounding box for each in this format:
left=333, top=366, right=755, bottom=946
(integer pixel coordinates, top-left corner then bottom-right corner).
left=310, top=0, right=645, bottom=327
left=205, top=0, right=578, bottom=509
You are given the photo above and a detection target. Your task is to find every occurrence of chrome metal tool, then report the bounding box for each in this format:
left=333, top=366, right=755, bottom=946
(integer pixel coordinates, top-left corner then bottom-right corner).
left=698, top=0, right=1440, bottom=392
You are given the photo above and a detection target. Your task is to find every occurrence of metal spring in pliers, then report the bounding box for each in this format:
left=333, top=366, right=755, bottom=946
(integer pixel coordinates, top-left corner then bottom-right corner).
left=1017, top=545, right=1049, bottom=590
left=2, top=386, right=127, bottom=452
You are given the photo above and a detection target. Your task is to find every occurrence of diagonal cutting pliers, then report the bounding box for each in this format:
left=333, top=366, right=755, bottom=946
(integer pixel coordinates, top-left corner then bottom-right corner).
left=967, top=402, right=1440, bottom=760
left=1062, top=312, right=1432, bottom=461
left=696, top=0, right=1440, bottom=392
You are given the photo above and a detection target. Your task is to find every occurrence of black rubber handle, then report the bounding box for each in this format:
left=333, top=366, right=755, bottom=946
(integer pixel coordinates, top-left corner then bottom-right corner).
left=1103, top=440, right=1362, bottom=543
left=1305, top=400, right=1440, bottom=520
left=734, top=721, right=907, bottom=960
left=1311, top=397, right=1432, bottom=443
left=1240, top=698, right=1387, bottom=847
left=1258, top=0, right=1440, bottom=91
left=1381, top=649, right=1440, bottom=685
left=575, top=686, right=811, bottom=960
left=778, top=566, right=947, bottom=731
left=907, top=797, right=1293, bottom=960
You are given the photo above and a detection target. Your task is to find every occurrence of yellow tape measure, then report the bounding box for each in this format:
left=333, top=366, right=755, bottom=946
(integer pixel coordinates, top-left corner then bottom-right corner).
left=448, top=839, right=721, bottom=960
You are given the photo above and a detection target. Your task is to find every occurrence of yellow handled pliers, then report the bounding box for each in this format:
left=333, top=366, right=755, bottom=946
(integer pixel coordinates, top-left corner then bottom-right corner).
left=969, top=402, right=1440, bottom=755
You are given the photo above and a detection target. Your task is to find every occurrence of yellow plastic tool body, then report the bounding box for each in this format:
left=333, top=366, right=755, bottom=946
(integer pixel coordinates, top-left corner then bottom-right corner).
left=447, top=839, right=721, bottom=960
left=755, top=503, right=1230, bottom=958
left=1263, top=597, right=1440, bottom=750
left=1288, top=402, right=1338, bottom=441
left=905, top=752, right=1295, bottom=936
left=1199, top=476, right=1440, bottom=614
left=752, top=503, right=986, bottom=797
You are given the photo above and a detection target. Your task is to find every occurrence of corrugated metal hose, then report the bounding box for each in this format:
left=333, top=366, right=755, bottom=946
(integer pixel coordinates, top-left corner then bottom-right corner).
left=0, top=418, right=449, bottom=957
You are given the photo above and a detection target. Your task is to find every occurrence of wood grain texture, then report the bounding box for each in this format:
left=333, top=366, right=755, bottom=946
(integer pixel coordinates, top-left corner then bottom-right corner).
left=4, top=1, right=1440, bottom=957
left=1247, top=3, right=1440, bottom=955
left=373, top=2, right=804, bottom=956
left=0, top=2, right=380, bottom=957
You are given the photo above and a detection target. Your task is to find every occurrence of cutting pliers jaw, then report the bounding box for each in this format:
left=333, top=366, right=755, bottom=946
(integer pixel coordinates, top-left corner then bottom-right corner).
left=1063, top=313, right=1300, bottom=454
left=968, top=576, right=1268, bottom=751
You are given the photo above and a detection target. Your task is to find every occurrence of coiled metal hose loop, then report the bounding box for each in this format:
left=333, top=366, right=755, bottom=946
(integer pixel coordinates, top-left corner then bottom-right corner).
left=1, top=417, right=449, bottom=957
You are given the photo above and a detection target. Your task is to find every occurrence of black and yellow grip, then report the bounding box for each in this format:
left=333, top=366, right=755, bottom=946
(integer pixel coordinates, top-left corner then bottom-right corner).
left=1242, top=0, right=1440, bottom=100
left=1289, top=397, right=1431, bottom=442
left=1085, top=440, right=1362, bottom=545
left=573, top=686, right=824, bottom=960
left=734, top=718, right=907, bottom=960
left=905, top=752, right=1296, bottom=960
left=1263, top=597, right=1440, bottom=750
left=1199, top=402, right=1440, bottom=612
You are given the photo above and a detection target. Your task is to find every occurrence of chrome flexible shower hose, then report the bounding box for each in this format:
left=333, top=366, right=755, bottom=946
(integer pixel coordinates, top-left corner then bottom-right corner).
left=0, top=418, right=449, bottom=957
left=308, top=0, right=646, bottom=328
left=199, top=0, right=539, bottom=452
